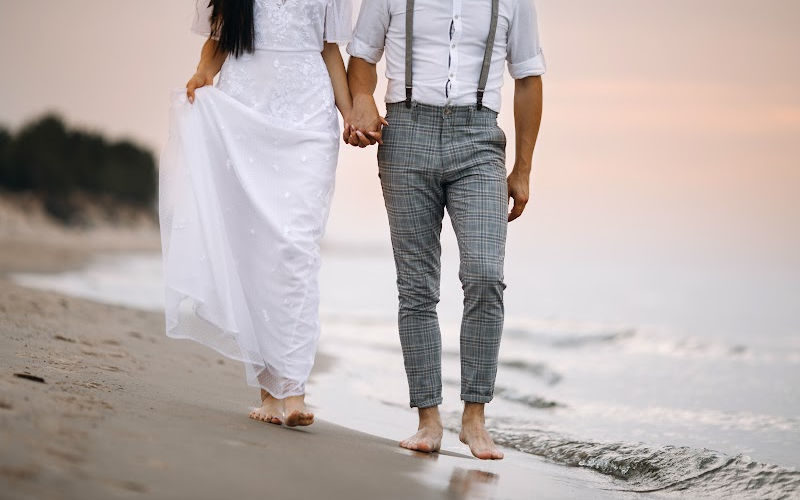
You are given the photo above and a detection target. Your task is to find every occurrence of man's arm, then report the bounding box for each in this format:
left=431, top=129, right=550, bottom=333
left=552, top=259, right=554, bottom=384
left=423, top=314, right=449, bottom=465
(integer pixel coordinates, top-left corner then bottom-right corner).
left=508, top=75, right=543, bottom=222
left=346, top=57, right=388, bottom=147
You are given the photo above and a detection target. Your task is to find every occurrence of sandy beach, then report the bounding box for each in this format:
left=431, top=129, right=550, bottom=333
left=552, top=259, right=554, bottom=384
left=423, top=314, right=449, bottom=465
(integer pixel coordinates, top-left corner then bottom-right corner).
left=0, top=201, right=625, bottom=499
left=3, top=1, right=800, bottom=497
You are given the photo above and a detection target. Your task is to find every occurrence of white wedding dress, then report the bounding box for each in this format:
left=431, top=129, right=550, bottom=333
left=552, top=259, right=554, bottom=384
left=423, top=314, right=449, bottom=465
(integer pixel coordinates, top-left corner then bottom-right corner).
left=159, top=0, right=352, bottom=398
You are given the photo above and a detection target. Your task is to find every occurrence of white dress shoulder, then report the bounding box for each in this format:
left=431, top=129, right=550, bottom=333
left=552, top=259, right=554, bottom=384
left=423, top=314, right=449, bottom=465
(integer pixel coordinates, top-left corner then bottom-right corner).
left=159, top=0, right=352, bottom=398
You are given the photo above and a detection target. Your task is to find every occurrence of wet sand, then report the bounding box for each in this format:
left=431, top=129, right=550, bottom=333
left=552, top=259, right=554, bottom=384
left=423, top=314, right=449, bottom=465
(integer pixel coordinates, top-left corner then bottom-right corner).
left=0, top=222, right=621, bottom=499
left=0, top=276, right=441, bottom=499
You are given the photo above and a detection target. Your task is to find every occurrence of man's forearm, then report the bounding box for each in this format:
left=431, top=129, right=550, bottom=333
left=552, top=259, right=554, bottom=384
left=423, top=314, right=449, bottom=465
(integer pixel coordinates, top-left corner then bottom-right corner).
left=345, top=56, right=386, bottom=146
left=513, top=76, right=543, bottom=175
left=348, top=57, right=378, bottom=99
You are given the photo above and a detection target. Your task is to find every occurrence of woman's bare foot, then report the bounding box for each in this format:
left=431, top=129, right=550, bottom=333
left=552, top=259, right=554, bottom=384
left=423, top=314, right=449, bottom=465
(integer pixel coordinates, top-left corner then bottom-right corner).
left=249, top=389, right=283, bottom=425
left=459, top=403, right=503, bottom=460
left=284, top=394, right=314, bottom=427
left=399, top=406, right=443, bottom=453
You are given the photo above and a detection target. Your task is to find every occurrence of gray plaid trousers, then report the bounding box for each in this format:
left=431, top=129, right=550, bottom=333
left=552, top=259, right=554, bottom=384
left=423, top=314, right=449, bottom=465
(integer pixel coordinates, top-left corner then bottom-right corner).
left=378, top=102, right=508, bottom=408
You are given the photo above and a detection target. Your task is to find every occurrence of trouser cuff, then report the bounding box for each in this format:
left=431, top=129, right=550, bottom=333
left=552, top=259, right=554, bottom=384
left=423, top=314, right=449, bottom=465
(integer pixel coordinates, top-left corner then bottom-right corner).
left=410, top=396, right=443, bottom=409
left=461, top=394, right=493, bottom=404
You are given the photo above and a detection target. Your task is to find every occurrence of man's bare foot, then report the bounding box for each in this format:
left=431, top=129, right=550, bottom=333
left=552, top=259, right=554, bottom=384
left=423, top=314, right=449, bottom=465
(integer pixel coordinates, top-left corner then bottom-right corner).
left=400, top=406, right=443, bottom=453
left=284, top=394, right=314, bottom=427
left=459, top=403, right=503, bottom=460
left=249, top=389, right=283, bottom=425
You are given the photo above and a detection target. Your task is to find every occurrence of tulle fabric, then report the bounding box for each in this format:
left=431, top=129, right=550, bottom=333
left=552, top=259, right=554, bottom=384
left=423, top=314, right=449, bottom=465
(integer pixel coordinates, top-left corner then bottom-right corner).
left=159, top=48, right=339, bottom=397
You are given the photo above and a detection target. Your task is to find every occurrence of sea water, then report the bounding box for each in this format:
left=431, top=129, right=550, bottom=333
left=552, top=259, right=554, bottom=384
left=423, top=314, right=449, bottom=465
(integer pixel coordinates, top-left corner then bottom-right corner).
left=12, top=240, right=800, bottom=498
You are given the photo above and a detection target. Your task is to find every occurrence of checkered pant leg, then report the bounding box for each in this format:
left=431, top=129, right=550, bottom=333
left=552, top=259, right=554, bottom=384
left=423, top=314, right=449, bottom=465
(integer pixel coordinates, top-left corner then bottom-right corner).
left=378, top=102, right=507, bottom=408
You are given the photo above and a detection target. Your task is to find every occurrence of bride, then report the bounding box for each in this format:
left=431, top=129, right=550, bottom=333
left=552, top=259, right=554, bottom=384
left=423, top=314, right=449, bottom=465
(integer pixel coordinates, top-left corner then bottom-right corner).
left=159, top=0, right=353, bottom=427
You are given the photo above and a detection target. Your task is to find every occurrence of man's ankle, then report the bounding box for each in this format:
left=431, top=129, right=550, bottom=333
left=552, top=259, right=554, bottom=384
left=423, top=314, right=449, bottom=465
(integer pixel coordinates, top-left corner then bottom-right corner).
left=418, top=405, right=442, bottom=427
left=462, top=402, right=486, bottom=423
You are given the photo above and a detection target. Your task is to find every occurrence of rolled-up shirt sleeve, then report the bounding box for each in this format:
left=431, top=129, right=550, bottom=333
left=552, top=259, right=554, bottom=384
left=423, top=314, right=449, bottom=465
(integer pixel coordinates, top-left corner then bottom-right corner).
left=346, top=0, right=390, bottom=64
left=507, top=0, right=546, bottom=78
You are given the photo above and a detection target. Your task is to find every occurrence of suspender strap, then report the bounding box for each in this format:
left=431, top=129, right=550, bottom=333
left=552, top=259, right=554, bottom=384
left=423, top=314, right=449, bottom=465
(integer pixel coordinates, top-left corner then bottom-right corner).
left=477, top=0, right=500, bottom=111
left=405, top=0, right=415, bottom=108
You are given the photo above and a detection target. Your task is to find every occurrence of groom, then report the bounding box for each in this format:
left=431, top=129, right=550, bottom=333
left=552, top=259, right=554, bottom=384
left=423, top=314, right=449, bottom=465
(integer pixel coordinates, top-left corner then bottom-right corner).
left=345, top=0, right=545, bottom=460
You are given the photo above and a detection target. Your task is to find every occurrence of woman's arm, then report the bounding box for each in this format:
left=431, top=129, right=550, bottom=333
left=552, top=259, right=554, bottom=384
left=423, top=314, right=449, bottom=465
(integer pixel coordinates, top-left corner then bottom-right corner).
left=186, top=37, right=227, bottom=103
left=321, top=42, right=353, bottom=121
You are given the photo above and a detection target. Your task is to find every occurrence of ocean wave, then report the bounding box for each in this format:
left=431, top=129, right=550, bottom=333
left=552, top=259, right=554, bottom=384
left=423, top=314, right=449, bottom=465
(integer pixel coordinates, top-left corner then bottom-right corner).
left=570, top=402, right=800, bottom=434
left=504, top=319, right=800, bottom=363
left=497, top=359, right=563, bottom=385
left=486, top=428, right=800, bottom=498
left=503, top=323, right=636, bottom=348
left=322, top=312, right=800, bottom=364
left=493, top=386, right=563, bottom=409
left=439, top=378, right=563, bottom=410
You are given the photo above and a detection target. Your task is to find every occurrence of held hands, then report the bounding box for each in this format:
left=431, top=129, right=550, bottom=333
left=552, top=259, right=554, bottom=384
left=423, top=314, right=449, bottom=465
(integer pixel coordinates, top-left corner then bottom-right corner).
left=507, top=167, right=530, bottom=222
left=343, top=94, right=388, bottom=148
left=186, top=71, right=215, bottom=104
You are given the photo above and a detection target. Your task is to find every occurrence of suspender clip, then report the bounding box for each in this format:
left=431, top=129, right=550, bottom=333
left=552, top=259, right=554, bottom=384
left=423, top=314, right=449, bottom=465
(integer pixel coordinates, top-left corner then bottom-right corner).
left=476, top=90, right=485, bottom=111
left=405, top=86, right=413, bottom=108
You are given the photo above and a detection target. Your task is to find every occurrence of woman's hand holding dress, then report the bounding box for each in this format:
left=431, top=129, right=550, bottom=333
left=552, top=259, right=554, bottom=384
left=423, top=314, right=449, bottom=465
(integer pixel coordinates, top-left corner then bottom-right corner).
left=186, top=71, right=215, bottom=103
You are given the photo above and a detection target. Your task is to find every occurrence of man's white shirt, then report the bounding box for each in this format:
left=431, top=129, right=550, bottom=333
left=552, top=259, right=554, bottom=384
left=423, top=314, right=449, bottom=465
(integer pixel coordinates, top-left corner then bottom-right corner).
left=347, top=0, right=546, bottom=113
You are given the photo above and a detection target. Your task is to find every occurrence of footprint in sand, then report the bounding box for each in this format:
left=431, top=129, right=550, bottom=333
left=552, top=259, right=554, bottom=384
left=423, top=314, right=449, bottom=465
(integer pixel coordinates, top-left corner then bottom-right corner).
left=0, top=464, right=39, bottom=481
left=105, top=479, right=149, bottom=494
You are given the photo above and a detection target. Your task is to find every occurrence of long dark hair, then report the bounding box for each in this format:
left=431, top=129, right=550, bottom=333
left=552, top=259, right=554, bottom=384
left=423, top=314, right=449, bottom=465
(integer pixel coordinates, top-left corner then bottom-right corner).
left=209, top=0, right=255, bottom=57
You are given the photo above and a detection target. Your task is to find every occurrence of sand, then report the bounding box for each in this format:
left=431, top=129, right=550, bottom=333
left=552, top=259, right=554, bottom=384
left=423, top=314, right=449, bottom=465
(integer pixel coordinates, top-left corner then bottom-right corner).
left=0, top=204, right=622, bottom=499
left=0, top=276, right=446, bottom=499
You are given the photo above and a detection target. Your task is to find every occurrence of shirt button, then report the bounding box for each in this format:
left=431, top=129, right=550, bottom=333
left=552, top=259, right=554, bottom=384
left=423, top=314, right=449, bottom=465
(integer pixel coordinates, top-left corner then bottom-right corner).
left=454, top=15, right=460, bottom=20
left=451, top=44, right=456, bottom=48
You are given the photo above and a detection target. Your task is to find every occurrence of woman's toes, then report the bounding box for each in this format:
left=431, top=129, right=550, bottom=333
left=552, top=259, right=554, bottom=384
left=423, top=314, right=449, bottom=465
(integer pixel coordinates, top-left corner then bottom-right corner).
left=285, top=409, right=312, bottom=427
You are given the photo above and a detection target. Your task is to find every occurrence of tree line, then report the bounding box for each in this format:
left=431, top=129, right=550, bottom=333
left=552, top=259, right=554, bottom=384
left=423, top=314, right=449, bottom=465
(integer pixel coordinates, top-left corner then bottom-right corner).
left=0, top=114, right=156, bottom=222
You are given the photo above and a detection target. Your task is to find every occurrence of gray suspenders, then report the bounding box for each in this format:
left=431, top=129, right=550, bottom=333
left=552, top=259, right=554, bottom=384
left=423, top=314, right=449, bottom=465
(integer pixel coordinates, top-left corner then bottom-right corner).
left=404, top=0, right=501, bottom=110
left=405, top=0, right=415, bottom=108
left=477, top=0, right=500, bottom=110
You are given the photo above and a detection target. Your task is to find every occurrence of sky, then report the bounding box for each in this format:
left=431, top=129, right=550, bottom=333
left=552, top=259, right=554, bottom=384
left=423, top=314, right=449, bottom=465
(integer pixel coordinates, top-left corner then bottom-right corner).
left=1, top=0, right=799, bottom=336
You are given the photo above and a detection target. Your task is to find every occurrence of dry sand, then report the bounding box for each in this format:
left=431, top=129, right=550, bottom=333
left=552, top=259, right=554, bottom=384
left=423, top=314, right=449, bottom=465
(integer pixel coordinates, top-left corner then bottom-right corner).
left=0, top=201, right=620, bottom=499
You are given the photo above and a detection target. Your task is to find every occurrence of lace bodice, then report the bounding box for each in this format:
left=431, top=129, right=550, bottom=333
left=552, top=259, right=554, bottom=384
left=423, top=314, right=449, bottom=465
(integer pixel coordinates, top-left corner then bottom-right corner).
left=191, top=0, right=353, bottom=51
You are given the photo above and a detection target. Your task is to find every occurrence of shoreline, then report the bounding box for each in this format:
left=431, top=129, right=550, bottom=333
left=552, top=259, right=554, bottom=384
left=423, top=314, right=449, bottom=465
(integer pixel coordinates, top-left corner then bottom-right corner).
left=0, top=226, right=624, bottom=498
left=0, top=193, right=160, bottom=275
left=5, top=206, right=798, bottom=498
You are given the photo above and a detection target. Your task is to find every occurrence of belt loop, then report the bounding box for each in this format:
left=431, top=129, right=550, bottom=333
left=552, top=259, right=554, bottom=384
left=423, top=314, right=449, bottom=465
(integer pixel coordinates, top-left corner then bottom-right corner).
left=411, top=100, right=418, bottom=121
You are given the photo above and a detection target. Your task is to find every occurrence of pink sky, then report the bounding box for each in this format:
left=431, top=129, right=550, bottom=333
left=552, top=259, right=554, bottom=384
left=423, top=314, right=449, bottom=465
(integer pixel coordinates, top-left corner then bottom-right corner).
left=1, top=0, right=798, bottom=268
